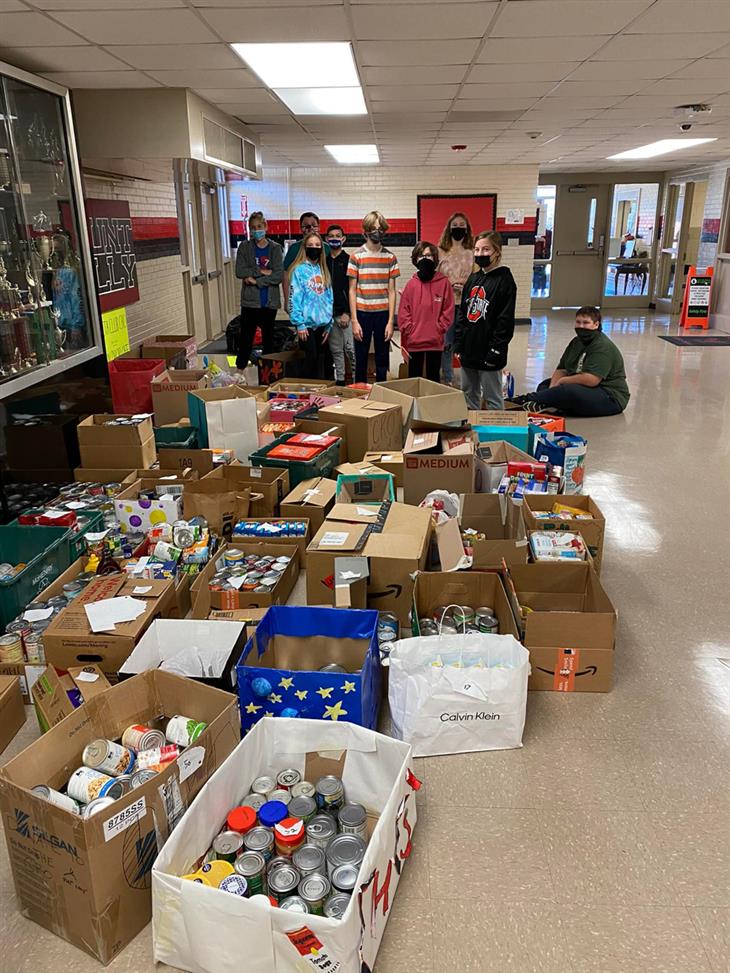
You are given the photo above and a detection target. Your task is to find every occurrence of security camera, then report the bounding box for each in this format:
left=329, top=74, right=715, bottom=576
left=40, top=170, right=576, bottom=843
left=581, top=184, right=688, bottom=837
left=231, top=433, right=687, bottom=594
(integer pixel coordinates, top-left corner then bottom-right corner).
left=527, top=132, right=542, bottom=140
left=679, top=122, right=693, bottom=132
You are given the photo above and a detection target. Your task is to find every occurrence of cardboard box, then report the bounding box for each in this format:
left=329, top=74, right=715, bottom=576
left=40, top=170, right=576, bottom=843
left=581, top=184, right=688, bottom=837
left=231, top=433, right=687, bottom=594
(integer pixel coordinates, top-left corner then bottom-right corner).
left=157, top=447, right=233, bottom=476
left=306, top=502, right=431, bottom=623
left=474, top=440, right=543, bottom=494
left=142, top=333, right=197, bottom=368
left=294, top=416, right=349, bottom=461
left=119, top=618, right=247, bottom=693
left=0, top=669, right=239, bottom=964
left=0, top=675, right=25, bottom=752
left=230, top=518, right=311, bottom=565
left=0, top=663, right=46, bottom=704
left=74, top=466, right=140, bottom=484
left=181, top=479, right=253, bottom=538
left=77, top=414, right=157, bottom=470
left=505, top=562, right=617, bottom=692
left=469, top=410, right=530, bottom=451
left=268, top=378, right=332, bottom=398
left=403, top=428, right=475, bottom=505
left=460, top=493, right=529, bottom=568
left=522, top=495, right=606, bottom=573
left=257, top=350, right=304, bottom=386
left=202, top=464, right=290, bottom=517
left=369, top=377, right=468, bottom=431
left=321, top=384, right=371, bottom=400
left=114, top=479, right=184, bottom=533
left=280, top=476, right=337, bottom=535
left=362, top=451, right=404, bottom=487
left=412, top=570, right=520, bottom=639
left=318, top=399, right=402, bottom=463
left=6, top=415, right=80, bottom=471
left=336, top=473, right=395, bottom=504
left=151, top=369, right=209, bottom=426
left=43, top=575, right=177, bottom=678
left=31, top=664, right=111, bottom=733
left=192, top=541, right=299, bottom=612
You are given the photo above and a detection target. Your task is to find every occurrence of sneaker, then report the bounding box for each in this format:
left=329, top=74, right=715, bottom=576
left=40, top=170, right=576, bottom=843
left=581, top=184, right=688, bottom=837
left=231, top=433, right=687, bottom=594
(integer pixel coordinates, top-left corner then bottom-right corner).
left=523, top=400, right=559, bottom=415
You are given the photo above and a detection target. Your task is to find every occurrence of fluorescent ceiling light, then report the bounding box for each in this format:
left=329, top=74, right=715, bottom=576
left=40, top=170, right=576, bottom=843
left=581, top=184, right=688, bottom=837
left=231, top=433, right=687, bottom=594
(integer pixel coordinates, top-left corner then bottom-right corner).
left=325, top=144, right=380, bottom=164
left=231, top=42, right=359, bottom=90
left=276, top=87, right=366, bottom=116
left=608, top=138, right=717, bottom=160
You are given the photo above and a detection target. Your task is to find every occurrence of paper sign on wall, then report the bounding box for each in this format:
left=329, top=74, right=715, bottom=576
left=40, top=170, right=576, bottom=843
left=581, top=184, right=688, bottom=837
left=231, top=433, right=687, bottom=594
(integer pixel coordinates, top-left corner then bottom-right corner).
left=102, top=306, right=130, bottom=361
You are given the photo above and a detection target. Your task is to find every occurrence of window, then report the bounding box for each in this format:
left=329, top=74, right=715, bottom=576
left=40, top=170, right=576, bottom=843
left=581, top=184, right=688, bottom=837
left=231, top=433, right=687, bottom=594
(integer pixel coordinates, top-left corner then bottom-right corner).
left=586, top=197, right=597, bottom=248
left=604, top=183, right=658, bottom=297
left=532, top=185, right=555, bottom=298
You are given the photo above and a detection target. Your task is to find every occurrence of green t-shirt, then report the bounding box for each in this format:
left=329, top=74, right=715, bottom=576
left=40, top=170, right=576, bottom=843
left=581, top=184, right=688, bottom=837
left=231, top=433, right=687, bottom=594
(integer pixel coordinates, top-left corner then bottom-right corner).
left=557, top=331, right=630, bottom=410
left=283, top=239, right=331, bottom=270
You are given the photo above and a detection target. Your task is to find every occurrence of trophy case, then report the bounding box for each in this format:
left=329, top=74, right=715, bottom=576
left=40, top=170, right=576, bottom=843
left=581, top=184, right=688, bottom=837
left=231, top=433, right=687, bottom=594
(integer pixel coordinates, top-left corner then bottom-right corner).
left=0, top=60, right=101, bottom=397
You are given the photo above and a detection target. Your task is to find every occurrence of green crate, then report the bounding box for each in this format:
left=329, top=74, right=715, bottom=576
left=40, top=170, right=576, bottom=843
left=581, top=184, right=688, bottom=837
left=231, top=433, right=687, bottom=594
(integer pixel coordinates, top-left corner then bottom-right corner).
left=0, top=523, right=72, bottom=627
left=154, top=426, right=198, bottom=450
left=249, top=432, right=341, bottom=488
left=8, top=509, right=105, bottom=563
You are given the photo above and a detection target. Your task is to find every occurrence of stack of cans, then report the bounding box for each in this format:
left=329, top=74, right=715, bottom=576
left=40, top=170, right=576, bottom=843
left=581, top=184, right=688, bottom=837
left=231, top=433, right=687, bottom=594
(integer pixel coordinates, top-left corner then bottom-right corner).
left=232, top=520, right=308, bottom=539
left=209, top=553, right=292, bottom=596
left=420, top=604, right=499, bottom=635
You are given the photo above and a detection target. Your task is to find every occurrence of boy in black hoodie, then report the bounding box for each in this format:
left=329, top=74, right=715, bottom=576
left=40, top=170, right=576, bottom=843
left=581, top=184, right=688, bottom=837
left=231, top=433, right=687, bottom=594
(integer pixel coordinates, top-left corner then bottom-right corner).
left=325, top=224, right=355, bottom=385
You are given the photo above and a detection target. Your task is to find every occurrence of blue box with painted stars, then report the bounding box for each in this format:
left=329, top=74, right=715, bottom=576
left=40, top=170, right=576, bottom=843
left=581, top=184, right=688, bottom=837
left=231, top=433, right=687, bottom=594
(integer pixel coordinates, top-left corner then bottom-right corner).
left=236, top=605, right=381, bottom=734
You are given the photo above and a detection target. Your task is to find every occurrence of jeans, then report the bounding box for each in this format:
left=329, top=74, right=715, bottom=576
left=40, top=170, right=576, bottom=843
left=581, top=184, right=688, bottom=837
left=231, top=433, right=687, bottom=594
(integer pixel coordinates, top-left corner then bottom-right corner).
left=236, top=305, right=276, bottom=369
left=299, top=326, right=333, bottom=381
left=532, top=379, right=622, bottom=417
left=329, top=320, right=356, bottom=383
left=355, top=310, right=390, bottom=383
left=408, top=350, right=442, bottom=382
left=440, top=318, right=456, bottom=383
left=461, top=367, right=503, bottom=410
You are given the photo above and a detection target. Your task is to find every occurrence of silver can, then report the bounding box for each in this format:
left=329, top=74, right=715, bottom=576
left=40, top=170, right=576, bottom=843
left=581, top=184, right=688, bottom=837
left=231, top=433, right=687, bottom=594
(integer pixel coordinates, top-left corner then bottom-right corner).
left=234, top=851, right=267, bottom=896
left=251, top=775, right=275, bottom=798
left=315, top=775, right=345, bottom=813
left=276, top=768, right=301, bottom=791
left=326, top=834, right=366, bottom=878
left=242, top=793, right=266, bottom=813
left=324, top=892, right=351, bottom=919
left=130, top=769, right=158, bottom=789
left=332, top=863, right=360, bottom=893
left=292, top=843, right=326, bottom=877
left=476, top=607, right=499, bottom=634
left=83, top=797, right=116, bottom=819
left=213, top=831, right=244, bottom=863
left=290, top=781, right=316, bottom=800
left=338, top=802, right=368, bottom=841
left=31, top=784, right=79, bottom=815
left=244, top=826, right=275, bottom=861
left=68, top=767, right=125, bottom=804
left=288, top=795, right=317, bottom=824
left=306, top=813, right=338, bottom=851
left=82, top=738, right=135, bottom=777
left=121, top=724, right=166, bottom=753
left=269, top=788, right=291, bottom=805
left=298, top=872, right=331, bottom=916
left=267, top=863, right=300, bottom=904
left=279, top=895, right=310, bottom=913
left=115, top=774, right=134, bottom=794
left=267, top=855, right=291, bottom=876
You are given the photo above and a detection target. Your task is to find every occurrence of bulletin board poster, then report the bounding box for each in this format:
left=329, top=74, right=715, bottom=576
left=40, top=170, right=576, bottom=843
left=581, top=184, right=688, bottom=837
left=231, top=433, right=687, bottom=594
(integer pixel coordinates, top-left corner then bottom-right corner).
left=417, top=193, right=497, bottom=245
left=101, top=306, right=130, bottom=361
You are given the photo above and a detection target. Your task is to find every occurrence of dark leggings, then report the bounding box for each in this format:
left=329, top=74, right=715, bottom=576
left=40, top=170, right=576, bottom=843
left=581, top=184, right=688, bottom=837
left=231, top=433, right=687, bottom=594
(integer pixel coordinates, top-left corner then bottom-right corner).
left=532, top=379, right=622, bottom=417
left=299, top=327, right=333, bottom=380
left=355, top=310, right=390, bottom=383
left=408, top=350, right=442, bottom=383
left=236, top=305, right=277, bottom=369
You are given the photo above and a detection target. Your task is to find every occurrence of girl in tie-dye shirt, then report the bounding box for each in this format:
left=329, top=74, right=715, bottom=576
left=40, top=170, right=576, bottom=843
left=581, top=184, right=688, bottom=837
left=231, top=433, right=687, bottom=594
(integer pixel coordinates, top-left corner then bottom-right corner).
left=289, top=231, right=334, bottom=379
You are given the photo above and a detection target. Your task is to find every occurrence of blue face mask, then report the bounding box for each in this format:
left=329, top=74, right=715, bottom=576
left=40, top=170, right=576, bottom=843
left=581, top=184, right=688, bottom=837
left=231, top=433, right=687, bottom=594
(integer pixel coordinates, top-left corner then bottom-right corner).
left=327, top=238, right=343, bottom=248
left=252, top=228, right=266, bottom=241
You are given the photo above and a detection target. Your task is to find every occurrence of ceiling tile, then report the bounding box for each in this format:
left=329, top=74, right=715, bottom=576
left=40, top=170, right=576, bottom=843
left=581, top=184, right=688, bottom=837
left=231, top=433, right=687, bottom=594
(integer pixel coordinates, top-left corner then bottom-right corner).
left=0, top=12, right=86, bottom=46
left=639, top=79, right=729, bottom=98
left=200, top=6, right=349, bottom=41
left=628, top=0, right=730, bottom=33
left=35, top=0, right=183, bottom=6
left=595, top=33, right=730, bottom=60
left=359, top=39, right=478, bottom=65
left=0, top=1, right=30, bottom=9
left=7, top=45, right=128, bottom=72
left=567, top=59, right=691, bottom=81
left=454, top=97, right=536, bottom=112
left=42, top=70, right=159, bottom=87
left=460, top=82, right=557, bottom=99
left=352, top=2, right=497, bottom=39
left=368, top=83, right=459, bottom=101
left=550, top=79, right=643, bottom=98
left=479, top=36, right=605, bottom=63
left=669, top=59, right=730, bottom=80
left=149, top=69, right=259, bottom=88
left=493, top=0, right=651, bottom=37
left=363, top=65, right=467, bottom=84
left=53, top=10, right=218, bottom=45
left=373, top=100, right=453, bottom=112
left=108, top=44, right=243, bottom=71
left=467, top=62, right=579, bottom=83
left=243, top=117, right=300, bottom=128
left=194, top=0, right=341, bottom=4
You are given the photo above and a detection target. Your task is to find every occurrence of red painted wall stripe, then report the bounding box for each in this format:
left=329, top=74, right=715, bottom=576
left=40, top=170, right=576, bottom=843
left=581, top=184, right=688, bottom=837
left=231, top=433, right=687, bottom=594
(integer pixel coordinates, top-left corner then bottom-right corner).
left=131, top=217, right=179, bottom=241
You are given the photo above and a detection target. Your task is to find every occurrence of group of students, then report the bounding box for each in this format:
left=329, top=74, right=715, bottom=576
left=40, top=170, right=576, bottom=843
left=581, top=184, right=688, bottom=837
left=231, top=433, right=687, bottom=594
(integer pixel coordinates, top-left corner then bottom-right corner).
left=235, top=208, right=629, bottom=417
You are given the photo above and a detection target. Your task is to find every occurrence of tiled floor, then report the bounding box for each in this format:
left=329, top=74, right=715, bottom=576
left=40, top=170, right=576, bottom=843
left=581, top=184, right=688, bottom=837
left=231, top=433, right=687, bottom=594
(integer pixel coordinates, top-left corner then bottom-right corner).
left=3, top=309, right=730, bottom=972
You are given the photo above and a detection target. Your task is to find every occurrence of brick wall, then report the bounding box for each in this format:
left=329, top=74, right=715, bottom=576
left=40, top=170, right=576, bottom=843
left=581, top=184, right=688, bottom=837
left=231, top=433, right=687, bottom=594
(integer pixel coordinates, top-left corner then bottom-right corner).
left=668, top=161, right=729, bottom=269
left=82, top=171, right=188, bottom=348
left=229, top=164, right=539, bottom=318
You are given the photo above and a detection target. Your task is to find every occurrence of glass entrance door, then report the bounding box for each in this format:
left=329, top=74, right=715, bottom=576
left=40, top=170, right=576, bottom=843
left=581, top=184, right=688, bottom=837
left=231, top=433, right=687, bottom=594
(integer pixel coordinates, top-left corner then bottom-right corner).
left=603, top=182, right=660, bottom=307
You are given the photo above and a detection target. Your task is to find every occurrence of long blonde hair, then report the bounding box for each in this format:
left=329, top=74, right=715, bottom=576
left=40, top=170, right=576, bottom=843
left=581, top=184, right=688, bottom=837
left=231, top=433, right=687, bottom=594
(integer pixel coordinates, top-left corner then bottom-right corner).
left=474, top=230, right=503, bottom=270
left=291, top=231, right=331, bottom=287
left=438, top=211, right=475, bottom=252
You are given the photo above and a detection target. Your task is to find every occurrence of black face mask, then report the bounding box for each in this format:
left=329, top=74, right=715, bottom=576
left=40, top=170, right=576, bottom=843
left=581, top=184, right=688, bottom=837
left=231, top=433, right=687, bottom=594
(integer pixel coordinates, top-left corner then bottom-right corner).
left=575, top=327, right=599, bottom=343
left=475, top=255, right=492, bottom=269
left=450, top=226, right=467, bottom=241
left=305, top=247, right=322, bottom=262
left=416, top=258, right=436, bottom=282
left=367, top=231, right=383, bottom=244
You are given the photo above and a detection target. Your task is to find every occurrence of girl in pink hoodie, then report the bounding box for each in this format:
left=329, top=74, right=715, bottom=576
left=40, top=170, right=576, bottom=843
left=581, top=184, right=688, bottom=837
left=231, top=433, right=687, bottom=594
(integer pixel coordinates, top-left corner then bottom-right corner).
left=398, top=241, right=455, bottom=382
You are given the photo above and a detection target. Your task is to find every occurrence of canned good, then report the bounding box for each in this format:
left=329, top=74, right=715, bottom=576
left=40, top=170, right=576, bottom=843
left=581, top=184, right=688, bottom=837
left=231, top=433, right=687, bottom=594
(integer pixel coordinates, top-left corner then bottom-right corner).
left=268, top=863, right=300, bottom=903
left=324, top=892, right=351, bottom=919
left=315, top=775, right=345, bottom=813
left=331, top=863, right=360, bottom=893
left=224, top=549, right=245, bottom=568
left=235, top=851, right=268, bottom=896
left=242, top=793, right=266, bottom=813
left=451, top=605, right=475, bottom=628
left=292, top=844, right=326, bottom=877
left=306, top=814, right=338, bottom=851
left=68, top=767, right=125, bottom=804
left=82, top=739, right=135, bottom=777
left=227, top=805, right=257, bottom=835
left=476, top=608, right=499, bottom=634
left=23, top=632, right=44, bottom=664
left=213, top=830, right=244, bottom=863
left=418, top=617, right=439, bottom=636
left=172, top=521, right=195, bottom=550
left=288, top=795, right=317, bottom=824
left=279, top=895, right=310, bottom=913
left=268, top=788, right=291, bottom=805
left=259, top=800, right=289, bottom=829
left=318, top=664, right=347, bottom=673
left=244, top=826, right=275, bottom=862
left=377, top=611, right=399, bottom=644
left=298, top=872, right=331, bottom=916
left=166, top=714, right=207, bottom=747
left=219, top=874, right=248, bottom=897
left=291, top=781, right=316, bottom=800
left=266, top=855, right=291, bottom=876
left=326, top=834, right=366, bottom=878
left=121, top=724, right=166, bottom=753
left=130, top=769, right=158, bottom=789
left=0, top=633, right=24, bottom=663
left=115, top=774, right=134, bottom=793
left=274, top=817, right=306, bottom=857
left=251, top=775, right=275, bottom=798
left=338, top=803, right=368, bottom=841
left=276, top=768, right=301, bottom=791
left=62, top=581, right=84, bottom=602
left=31, top=784, right=80, bottom=814
left=83, top=796, right=116, bottom=819
left=135, top=744, right=180, bottom=773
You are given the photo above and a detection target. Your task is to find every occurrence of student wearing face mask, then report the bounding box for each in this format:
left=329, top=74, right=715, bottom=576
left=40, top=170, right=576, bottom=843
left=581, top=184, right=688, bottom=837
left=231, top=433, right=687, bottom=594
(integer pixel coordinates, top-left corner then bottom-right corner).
left=348, top=211, right=400, bottom=383
left=325, top=224, right=356, bottom=385
left=454, top=230, right=516, bottom=410
left=398, top=241, right=454, bottom=382
left=437, top=212, right=475, bottom=386
left=234, top=211, right=284, bottom=371
left=514, top=306, right=629, bottom=417
left=283, top=212, right=330, bottom=307
left=288, top=231, right=333, bottom=380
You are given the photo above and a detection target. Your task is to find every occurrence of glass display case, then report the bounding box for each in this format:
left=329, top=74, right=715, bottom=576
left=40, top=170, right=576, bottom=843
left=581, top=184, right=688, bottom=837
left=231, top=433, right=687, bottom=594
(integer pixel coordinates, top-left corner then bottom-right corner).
left=0, top=60, right=101, bottom=397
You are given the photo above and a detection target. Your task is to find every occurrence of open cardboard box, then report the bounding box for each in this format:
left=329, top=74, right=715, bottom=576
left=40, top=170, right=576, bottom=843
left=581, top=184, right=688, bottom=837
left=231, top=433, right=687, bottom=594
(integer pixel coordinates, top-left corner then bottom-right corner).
left=335, top=472, right=395, bottom=505
left=0, top=670, right=238, bottom=964
left=522, top=494, right=606, bottom=573
left=0, top=675, right=25, bottom=752
left=469, top=410, right=530, bottom=452
left=403, top=427, right=475, bottom=505
left=151, top=368, right=208, bottom=426
left=191, top=540, right=299, bottom=612
left=31, top=664, right=111, bottom=732
left=411, top=569, right=521, bottom=639
left=369, top=377, right=467, bottom=431
left=280, top=476, right=337, bottom=535
left=157, top=447, right=234, bottom=476
left=77, top=414, right=156, bottom=470
left=202, top=464, right=290, bottom=517
left=474, top=440, right=545, bottom=494
left=504, top=562, right=617, bottom=692
left=114, top=478, right=184, bottom=533
left=362, top=451, right=404, bottom=487
left=318, top=399, right=402, bottom=462
left=142, top=333, right=197, bottom=367
left=459, top=493, right=529, bottom=568
left=229, top=518, right=311, bottom=565
left=181, top=479, right=254, bottom=538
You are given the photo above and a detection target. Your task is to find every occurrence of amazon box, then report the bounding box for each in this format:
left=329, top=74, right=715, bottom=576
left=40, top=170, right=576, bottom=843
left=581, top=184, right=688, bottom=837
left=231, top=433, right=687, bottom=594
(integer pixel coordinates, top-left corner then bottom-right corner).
left=151, top=369, right=208, bottom=426
left=318, top=399, right=401, bottom=463
left=412, top=570, right=520, bottom=639
left=0, top=669, right=238, bottom=964
left=504, top=562, right=617, bottom=692
left=403, top=428, right=475, bottom=505
left=0, top=675, right=25, bottom=753
left=202, top=464, right=290, bottom=517
left=280, top=476, right=337, bottom=535
left=369, top=377, right=467, bottom=431
left=77, top=414, right=157, bottom=470
left=522, top=495, right=606, bottom=574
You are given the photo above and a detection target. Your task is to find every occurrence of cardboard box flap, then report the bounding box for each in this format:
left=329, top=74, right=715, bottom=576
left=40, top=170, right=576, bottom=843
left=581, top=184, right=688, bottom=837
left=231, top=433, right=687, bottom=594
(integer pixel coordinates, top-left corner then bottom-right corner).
left=476, top=440, right=535, bottom=463
left=404, top=430, right=440, bottom=454
left=326, top=502, right=385, bottom=525
left=284, top=477, right=336, bottom=508
left=441, top=430, right=475, bottom=454
left=469, top=410, right=529, bottom=428
left=309, top=522, right=369, bottom=553
left=434, top=517, right=470, bottom=572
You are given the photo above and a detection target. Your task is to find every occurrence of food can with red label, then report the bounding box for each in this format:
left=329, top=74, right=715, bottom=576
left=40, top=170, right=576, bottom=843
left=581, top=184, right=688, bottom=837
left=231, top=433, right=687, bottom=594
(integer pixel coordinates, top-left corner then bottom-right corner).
left=135, top=745, right=180, bottom=773
left=121, top=724, right=166, bottom=753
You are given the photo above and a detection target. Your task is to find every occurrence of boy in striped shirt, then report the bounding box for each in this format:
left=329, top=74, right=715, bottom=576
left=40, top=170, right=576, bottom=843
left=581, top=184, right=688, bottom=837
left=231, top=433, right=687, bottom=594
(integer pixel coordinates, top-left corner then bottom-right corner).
left=347, top=211, right=400, bottom=383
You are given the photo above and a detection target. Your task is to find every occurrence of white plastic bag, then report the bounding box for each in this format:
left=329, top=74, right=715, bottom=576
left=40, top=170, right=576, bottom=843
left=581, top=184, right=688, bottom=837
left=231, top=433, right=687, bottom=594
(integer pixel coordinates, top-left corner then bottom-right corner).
left=387, top=629, right=530, bottom=757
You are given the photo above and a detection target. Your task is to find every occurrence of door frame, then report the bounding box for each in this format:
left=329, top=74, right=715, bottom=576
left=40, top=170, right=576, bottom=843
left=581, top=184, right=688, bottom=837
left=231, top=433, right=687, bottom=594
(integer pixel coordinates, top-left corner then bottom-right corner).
left=655, top=181, right=695, bottom=316
left=602, top=181, right=662, bottom=310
